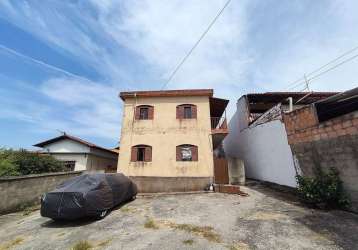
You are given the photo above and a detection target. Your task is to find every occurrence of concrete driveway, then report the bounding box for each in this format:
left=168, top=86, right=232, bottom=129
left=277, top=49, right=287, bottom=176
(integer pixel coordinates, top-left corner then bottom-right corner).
left=1, top=183, right=358, bottom=250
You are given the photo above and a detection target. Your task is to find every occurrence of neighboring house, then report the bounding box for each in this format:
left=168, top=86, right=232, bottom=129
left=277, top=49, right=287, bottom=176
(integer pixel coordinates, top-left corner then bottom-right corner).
left=118, top=89, right=229, bottom=192
left=283, top=87, right=358, bottom=211
left=223, top=92, right=338, bottom=187
left=34, top=134, right=118, bottom=172
left=111, top=146, right=120, bottom=154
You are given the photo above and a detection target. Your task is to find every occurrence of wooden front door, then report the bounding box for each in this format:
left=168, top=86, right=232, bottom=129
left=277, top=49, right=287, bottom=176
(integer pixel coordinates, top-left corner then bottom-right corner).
left=214, top=157, right=229, bottom=184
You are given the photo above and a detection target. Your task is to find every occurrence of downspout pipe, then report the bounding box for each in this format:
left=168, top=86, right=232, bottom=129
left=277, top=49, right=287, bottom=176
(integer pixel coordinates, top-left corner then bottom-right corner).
left=287, top=97, right=293, bottom=112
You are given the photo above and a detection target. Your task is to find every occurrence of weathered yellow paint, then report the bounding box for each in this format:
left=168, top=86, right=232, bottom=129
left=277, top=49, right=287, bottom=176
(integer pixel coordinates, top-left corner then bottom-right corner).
left=118, top=96, right=214, bottom=177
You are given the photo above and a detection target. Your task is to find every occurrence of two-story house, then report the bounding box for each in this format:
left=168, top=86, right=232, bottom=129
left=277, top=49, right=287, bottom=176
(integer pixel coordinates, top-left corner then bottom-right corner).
left=118, top=89, right=229, bottom=192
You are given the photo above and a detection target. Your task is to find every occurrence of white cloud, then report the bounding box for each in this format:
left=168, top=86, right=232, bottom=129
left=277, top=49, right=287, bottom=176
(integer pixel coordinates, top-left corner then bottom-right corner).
left=1, top=0, right=358, bottom=145
left=40, top=77, right=121, bottom=140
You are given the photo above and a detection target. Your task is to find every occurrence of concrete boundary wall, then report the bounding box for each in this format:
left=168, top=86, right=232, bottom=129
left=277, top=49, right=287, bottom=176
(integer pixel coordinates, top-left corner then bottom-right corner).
left=0, top=171, right=83, bottom=215
left=129, top=176, right=211, bottom=193
left=283, top=108, right=358, bottom=212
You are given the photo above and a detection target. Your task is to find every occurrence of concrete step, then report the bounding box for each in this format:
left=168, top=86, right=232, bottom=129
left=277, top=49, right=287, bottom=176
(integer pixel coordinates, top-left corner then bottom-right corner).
left=214, top=184, right=249, bottom=196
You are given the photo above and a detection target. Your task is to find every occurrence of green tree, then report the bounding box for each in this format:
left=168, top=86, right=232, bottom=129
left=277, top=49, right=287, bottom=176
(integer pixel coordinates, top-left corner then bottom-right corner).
left=0, top=148, right=67, bottom=177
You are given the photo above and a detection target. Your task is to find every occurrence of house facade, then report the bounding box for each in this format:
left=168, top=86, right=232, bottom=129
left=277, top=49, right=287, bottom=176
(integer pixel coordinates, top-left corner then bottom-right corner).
left=34, top=134, right=118, bottom=172
left=118, top=89, right=228, bottom=192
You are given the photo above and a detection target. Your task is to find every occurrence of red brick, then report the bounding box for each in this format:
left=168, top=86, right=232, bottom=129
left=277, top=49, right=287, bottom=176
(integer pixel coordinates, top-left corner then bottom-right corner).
left=333, top=123, right=342, bottom=130
left=353, top=119, right=358, bottom=126
left=346, top=126, right=358, bottom=135
left=337, top=129, right=347, bottom=136
left=342, top=120, right=353, bottom=128
left=324, top=126, right=333, bottom=132
left=313, top=134, right=321, bottom=141
left=327, top=131, right=337, bottom=138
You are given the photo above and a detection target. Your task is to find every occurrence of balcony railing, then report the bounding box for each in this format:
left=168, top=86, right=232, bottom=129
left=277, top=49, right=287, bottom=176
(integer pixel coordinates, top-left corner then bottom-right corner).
left=211, top=116, right=228, bottom=131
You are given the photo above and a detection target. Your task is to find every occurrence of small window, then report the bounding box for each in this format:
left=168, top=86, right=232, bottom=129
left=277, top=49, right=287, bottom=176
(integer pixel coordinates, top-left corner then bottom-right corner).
left=176, top=144, right=198, bottom=161
left=184, top=106, right=192, bottom=119
left=181, top=146, right=192, bottom=161
left=135, top=105, right=154, bottom=120
left=176, top=104, right=197, bottom=119
left=139, top=107, right=149, bottom=120
left=131, top=145, right=152, bottom=162
left=62, top=161, right=76, bottom=171
left=137, top=147, right=145, bottom=161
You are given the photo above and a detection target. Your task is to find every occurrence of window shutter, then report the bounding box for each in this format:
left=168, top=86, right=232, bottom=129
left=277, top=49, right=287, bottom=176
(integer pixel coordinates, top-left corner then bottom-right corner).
left=191, top=145, right=198, bottom=161
left=148, top=106, right=154, bottom=120
left=177, top=105, right=184, bottom=119
left=144, top=146, right=152, bottom=162
left=192, top=105, right=197, bottom=118
left=135, top=106, right=140, bottom=120
left=131, top=147, right=137, bottom=161
left=176, top=146, right=181, bottom=161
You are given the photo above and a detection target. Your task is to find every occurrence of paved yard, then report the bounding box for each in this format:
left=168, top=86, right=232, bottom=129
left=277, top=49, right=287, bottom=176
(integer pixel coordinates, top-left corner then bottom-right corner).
left=1, top=183, right=358, bottom=250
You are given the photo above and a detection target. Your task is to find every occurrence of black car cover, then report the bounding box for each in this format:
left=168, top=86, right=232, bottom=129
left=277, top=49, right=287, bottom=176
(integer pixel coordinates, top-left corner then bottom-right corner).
left=41, top=173, right=137, bottom=220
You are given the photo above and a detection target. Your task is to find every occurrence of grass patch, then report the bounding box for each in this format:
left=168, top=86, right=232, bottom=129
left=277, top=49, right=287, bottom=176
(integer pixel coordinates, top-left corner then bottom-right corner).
left=144, top=218, right=159, bottom=229
left=96, top=238, right=112, bottom=248
left=22, top=204, right=40, bottom=216
left=57, top=232, right=66, bottom=237
left=183, top=239, right=194, bottom=245
left=0, top=237, right=24, bottom=250
left=71, top=240, right=92, bottom=250
left=167, top=222, right=221, bottom=242
left=226, top=242, right=250, bottom=250
left=121, top=207, right=136, bottom=213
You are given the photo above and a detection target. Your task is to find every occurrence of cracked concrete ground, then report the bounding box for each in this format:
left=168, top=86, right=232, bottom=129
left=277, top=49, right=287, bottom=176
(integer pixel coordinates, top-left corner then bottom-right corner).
left=1, top=182, right=358, bottom=250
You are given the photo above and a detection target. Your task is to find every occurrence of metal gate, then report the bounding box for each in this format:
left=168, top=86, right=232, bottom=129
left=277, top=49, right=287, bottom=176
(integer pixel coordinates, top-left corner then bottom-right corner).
left=213, top=157, right=229, bottom=184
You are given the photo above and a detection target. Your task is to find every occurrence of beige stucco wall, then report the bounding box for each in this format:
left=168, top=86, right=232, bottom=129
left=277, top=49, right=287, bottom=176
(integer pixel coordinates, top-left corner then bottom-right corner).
left=118, top=96, right=214, bottom=178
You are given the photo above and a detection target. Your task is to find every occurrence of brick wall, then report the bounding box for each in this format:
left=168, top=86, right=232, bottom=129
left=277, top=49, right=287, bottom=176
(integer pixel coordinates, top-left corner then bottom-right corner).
left=283, top=105, right=358, bottom=144
left=283, top=107, right=358, bottom=212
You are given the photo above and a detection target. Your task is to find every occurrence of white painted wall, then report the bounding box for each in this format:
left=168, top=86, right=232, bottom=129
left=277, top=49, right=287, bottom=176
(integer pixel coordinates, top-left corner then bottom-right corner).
left=40, top=139, right=118, bottom=172
left=223, top=100, right=297, bottom=187
left=42, top=139, right=90, bottom=153
left=50, top=153, right=88, bottom=171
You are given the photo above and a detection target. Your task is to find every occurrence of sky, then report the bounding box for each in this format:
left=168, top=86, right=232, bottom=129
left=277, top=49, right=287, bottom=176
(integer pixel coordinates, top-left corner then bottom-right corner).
left=0, top=0, right=357, bottom=149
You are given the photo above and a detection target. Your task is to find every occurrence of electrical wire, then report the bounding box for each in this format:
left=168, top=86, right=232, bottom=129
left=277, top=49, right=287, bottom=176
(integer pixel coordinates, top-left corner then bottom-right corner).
left=292, top=52, right=358, bottom=92
left=285, top=45, right=358, bottom=91
left=160, top=0, right=232, bottom=90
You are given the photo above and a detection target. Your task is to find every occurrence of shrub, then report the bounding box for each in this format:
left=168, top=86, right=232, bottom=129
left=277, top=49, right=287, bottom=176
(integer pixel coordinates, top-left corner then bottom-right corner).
left=296, top=167, right=350, bottom=209
left=0, top=148, right=67, bottom=177
left=0, top=159, right=20, bottom=177
left=71, top=240, right=92, bottom=250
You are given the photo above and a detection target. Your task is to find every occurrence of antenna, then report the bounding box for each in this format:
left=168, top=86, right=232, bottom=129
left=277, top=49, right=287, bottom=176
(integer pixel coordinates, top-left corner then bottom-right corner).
left=56, top=129, right=66, bottom=135
left=304, top=74, right=310, bottom=91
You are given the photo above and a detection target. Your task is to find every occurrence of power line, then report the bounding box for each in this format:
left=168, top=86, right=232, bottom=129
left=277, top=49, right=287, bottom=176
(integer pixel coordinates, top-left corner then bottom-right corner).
left=160, top=0, right=232, bottom=90
left=291, top=52, right=358, bottom=91
left=307, top=53, right=358, bottom=82
left=285, top=44, right=358, bottom=91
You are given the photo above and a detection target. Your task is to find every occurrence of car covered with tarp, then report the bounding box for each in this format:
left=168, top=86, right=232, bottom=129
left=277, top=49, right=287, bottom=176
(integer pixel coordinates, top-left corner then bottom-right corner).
left=40, top=173, right=137, bottom=220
